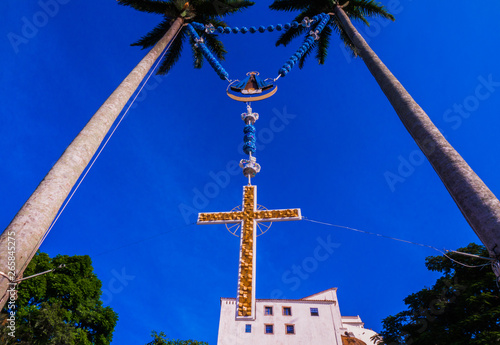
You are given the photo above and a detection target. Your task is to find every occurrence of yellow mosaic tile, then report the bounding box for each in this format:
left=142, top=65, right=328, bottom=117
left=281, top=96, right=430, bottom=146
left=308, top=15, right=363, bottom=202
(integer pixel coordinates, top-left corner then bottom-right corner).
left=198, top=185, right=300, bottom=318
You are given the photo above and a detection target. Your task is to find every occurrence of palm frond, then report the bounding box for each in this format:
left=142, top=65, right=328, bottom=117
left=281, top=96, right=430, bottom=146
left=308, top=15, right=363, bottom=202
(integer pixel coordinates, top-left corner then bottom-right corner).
left=276, top=25, right=308, bottom=47
left=347, top=0, right=395, bottom=21
left=190, top=37, right=204, bottom=69
left=131, top=19, right=171, bottom=49
left=344, top=6, right=371, bottom=25
left=269, top=0, right=310, bottom=12
left=331, top=17, right=358, bottom=57
left=298, top=38, right=317, bottom=69
left=275, top=12, right=310, bottom=47
left=270, top=0, right=393, bottom=64
left=203, top=33, right=227, bottom=60
left=195, top=17, right=228, bottom=28
left=124, top=0, right=254, bottom=73
left=315, top=25, right=331, bottom=65
left=157, top=28, right=187, bottom=74
left=117, top=0, right=170, bottom=15
left=193, top=0, right=255, bottom=19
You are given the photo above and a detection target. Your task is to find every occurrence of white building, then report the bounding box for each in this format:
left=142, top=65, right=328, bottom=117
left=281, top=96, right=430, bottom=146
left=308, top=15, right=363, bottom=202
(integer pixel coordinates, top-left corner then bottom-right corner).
left=217, top=288, right=378, bottom=345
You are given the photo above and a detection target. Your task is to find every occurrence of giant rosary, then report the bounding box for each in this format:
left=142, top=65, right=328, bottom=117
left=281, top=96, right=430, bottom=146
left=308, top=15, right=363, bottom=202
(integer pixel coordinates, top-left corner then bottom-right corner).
left=193, top=14, right=330, bottom=320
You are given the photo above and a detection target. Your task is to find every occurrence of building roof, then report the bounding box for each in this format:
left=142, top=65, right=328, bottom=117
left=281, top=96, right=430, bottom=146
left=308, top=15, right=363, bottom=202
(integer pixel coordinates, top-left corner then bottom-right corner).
left=301, top=287, right=338, bottom=300
left=220, top=287, right=341, bottom=305
left=220, top=297, right=336, bottom=304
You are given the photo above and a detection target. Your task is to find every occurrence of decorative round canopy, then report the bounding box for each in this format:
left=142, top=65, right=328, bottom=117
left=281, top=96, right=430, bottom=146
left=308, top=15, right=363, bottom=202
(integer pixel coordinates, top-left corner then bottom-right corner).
left=227, top=72, right=278, bottom=102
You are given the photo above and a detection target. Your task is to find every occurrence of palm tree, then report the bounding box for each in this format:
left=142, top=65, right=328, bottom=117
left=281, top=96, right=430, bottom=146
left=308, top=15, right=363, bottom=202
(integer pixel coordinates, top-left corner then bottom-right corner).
left=270, top=0, right=500, bottom=260
left=0, top=0, right=253, bottom=309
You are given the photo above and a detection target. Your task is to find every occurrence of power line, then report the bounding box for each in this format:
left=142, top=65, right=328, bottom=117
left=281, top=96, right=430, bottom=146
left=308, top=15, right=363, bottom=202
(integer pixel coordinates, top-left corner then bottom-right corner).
left=25, top=27, right=183, bottom=269
left=302, top=217, right=493, bottom=269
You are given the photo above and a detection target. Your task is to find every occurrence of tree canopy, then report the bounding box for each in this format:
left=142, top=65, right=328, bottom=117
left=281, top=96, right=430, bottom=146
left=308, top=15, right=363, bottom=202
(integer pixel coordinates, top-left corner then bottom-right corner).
left=269, top=0, right=394, bottom=66
left=146, top=331, right=208, bottom=345
left=0, top=251, right=118, bottom=345
left=377, top=243, right=500, bottom=345
left=117, top=0, right=254, bottom=74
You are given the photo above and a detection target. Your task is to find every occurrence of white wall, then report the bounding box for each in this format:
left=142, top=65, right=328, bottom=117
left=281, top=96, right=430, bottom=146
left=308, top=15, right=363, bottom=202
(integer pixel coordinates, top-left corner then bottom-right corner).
left=218, top=296, right=343, bottom=345
left=217, top=288, right=378, bottom=345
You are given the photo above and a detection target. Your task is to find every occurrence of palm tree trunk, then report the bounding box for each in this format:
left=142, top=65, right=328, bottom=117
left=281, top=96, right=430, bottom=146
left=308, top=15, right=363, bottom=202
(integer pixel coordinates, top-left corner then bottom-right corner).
left=0, top=17, right=184, bottom=309
left=334, top=6, right=500, bottom=259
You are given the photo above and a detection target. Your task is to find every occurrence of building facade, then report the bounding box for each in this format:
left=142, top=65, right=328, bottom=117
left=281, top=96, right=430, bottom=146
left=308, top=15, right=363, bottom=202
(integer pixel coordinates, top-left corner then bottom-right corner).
left=217, top=288, right=378, bottom=345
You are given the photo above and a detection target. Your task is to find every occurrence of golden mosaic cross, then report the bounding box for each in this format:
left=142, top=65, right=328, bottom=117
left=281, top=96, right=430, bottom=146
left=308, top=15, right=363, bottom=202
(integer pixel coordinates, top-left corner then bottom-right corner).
left=197, top=185, right=301, bottom=319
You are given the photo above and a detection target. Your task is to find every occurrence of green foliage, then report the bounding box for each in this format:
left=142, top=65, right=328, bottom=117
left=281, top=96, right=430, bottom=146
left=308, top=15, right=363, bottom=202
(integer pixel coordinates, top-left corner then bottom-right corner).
left=146, top=331, right=208, bottom=345
left=269, top=0, right=394, bottom=66
left=378, top=243, right=500, bottom=345
left=0, top=252, right=118, bottom=345
left=118, top=0, right=254, bottom=74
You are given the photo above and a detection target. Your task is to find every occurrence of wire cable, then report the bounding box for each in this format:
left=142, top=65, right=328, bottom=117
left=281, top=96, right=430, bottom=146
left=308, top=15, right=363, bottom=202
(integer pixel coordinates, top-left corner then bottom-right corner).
left=21, top=27, right=183, bottom=275
left=302, top=217, right=493, bottom=269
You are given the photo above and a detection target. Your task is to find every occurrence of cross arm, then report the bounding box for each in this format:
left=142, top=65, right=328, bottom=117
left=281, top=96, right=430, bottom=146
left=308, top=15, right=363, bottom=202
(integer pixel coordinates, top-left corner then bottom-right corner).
left=255, top=208, right=302, bottom=222
left=197, top=211, right=244, bottom=225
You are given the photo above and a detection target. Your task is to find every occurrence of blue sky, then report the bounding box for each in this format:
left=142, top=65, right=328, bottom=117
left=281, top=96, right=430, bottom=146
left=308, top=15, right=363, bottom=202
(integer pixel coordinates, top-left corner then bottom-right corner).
left=2, top=0, right=500, bottom=344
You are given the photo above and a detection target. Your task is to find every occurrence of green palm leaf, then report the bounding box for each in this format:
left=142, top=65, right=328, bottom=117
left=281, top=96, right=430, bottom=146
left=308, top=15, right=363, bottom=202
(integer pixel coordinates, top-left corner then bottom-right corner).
left=116, top=0, right=170, bottom=15
left=275, top=12, right=311, bottom=47
left=131, top=19, right=172, bottom=49
left=121, top=0, right=254, bottom=74
left=270, top=0, right=393, bottom=65
left=330, top=17, right=358, bottom=57
left=316, top=25, right=332, bottom=65
left=158, top=28, right=187, bottom=74
left=345, top=0, right=395, bottom=21
left=298, top=37, right=317, bottom=69
left=269, top=0, right=309, bottom=12
left=204, top=33, right=227, bottom=61
left=193, top=0, right=254, bottom=18
left=191, top=37, right=204, bottom=69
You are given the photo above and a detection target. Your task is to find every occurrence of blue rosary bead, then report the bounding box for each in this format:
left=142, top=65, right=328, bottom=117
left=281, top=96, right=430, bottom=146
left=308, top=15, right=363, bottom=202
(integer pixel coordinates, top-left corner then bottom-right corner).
left=217, top=26, right=224, bottom=33
left=243, top=142, right=256, bottom=155
left=244, top=133, right=256, bottom=143
left=240, top=27, right=248, bottom=33
left=224, top=27, right=231, bottom=34
left=249, top=26, right=257, bottom=33
left=267, top=25, right=275, bottom=32
left=284, top=23, right=290, bottom=30
left=276, top=24, right=283, bottom=31
left=185, top=23, right=229, bottom=81
left=291, top=21, right=299, bottom=28
left=258, top=26, right=266, bottom=33
left=244, top=124, right=256, bottom=134
left=232, top=27, right=239, bottom=34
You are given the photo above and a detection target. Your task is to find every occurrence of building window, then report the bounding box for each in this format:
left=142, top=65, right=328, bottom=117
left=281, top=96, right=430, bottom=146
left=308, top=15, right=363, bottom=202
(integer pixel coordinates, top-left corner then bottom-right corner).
left=245, top=324, right=251, bottom=333
left=265, top=324, right=274, bottom=334
left=264, top=306, right=273, bottom=315
left=286, top=324, right=295, bottom=334
left=310, top=308, right=319, bottom=316
left=282, top=307, right=292, bottom=316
